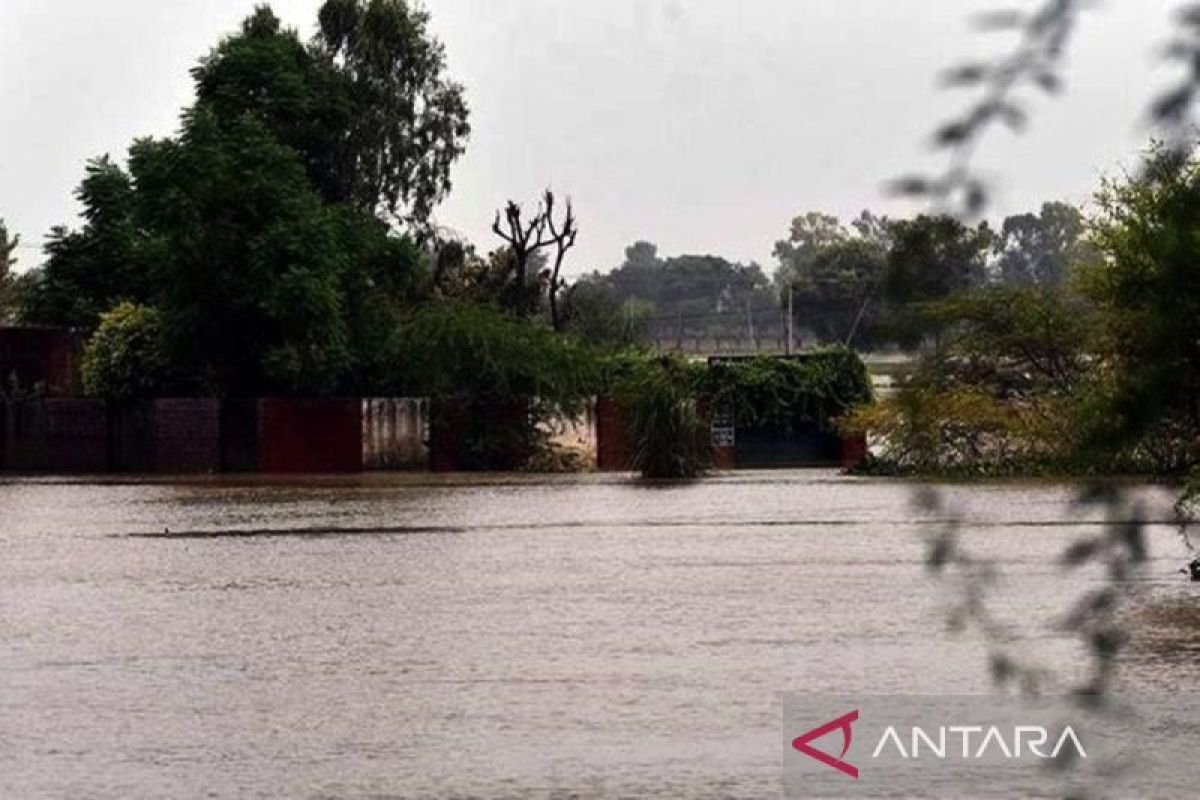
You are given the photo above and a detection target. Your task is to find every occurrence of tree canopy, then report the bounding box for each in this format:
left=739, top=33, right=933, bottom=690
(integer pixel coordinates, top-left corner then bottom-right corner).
left=15, top=2, right=463, bottom=397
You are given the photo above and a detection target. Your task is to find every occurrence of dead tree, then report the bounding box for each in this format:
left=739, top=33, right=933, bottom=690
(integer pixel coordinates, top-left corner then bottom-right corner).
left=491, top=190, right=578, bottom=321
left=543, top=191, right=578, bottom=332
left=492, top=198, right=553, bottom=317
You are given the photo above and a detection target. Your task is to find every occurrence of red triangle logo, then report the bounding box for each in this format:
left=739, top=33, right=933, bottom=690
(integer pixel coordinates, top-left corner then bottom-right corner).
left=792, top=710, right=860, bottom=779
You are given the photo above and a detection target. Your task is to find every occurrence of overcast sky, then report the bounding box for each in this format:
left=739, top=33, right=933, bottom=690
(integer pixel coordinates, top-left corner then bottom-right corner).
left=0, top=0, right=1184, bottom=276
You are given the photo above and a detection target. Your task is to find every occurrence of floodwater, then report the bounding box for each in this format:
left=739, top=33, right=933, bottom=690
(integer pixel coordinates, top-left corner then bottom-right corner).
left=1, top=471, right=1197, bottom=799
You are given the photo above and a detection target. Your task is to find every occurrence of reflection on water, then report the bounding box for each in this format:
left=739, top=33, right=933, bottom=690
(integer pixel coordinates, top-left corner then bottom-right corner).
left=0, top=471, right=1195, bottom=798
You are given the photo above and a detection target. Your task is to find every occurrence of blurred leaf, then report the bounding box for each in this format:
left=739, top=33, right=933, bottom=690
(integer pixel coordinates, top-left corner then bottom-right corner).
left=1064, top=588, right=1116, bottom=628
left=1178, top=4, right=1200, bottom=29
left=1034, top=71, right=1062, bottom=93
left=1075, top=483, right=1116, bottom=506
left=1090, top=628, right=1128, bottom=662
left=889, top=176, right=932, bottom=196
left=1152, top=85, right=1194, bottom=123
left=1161, top=39, right=1196, bottom=61
left=990, top=652, right=1016, bottom=685
left=972, top=10, right=1027, bottom=30
left=926, top=531, right=956, bottom=573
left=1113, top=518, right=1147, bottom=563
left=941, top=64, right=990, bottom=87
left=1061, top=538, right=1101, bottom=567
left=934, top=121, right=973, bottom=146
left=993, top=101, right=1028, bottom=131
left=964, top=181, right=989, bottom=215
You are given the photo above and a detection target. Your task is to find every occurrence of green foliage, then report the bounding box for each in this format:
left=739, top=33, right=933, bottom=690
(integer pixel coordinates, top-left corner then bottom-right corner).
left=19, top=158, right=148, bottom=330
left=1079, top=142, right=1200, bottom=458
left=391, top=303, right=601, bottom=404
left=389, top=303, right=603, bottom=471
left=615, top=357, right=712, bottom=480
left=81, top=302, right=173, bottom=401
left=608, top=350, right=873, bottom=480
left=19, top=2, right=459, bottom=396
left=191, top=2, right=470, bottom=230
left=844, top=385, right=1073, bottom=477
left=993, top=201, right=1093, bottom=287
left=882, top=214, right=994, bottom=347
left=774, top=212, right=891, bottom=347
left=191, top=7, right=350, bottom=203
left=315, top=0, right=471, bottom=228
left=846, top=283, right=1100, bottom=476
left=849, top=175, right=1200, bottom=477
left=922, top=286, right=1097, bottom=397
left=561, top=280, right=652, bottom=348
left=583, top=242, right=775, bottom=341
left=695, top=349, right=874, bottom=433
left=132, top=112, right=356, bottom=396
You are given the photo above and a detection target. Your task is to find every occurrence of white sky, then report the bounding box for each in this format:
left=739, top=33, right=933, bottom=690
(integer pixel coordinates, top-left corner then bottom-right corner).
left=0, top=0, right=1185, bottom=276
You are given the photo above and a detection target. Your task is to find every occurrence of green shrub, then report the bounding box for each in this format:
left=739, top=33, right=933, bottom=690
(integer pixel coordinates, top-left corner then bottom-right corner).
left=617, top=357, right=712, bottom=479
left=82, top=302, right=173, bottom=400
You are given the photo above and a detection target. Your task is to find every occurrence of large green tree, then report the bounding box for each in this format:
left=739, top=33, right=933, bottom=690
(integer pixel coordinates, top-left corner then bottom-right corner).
left=773, top=211, right=892, bottom=347
left=129, top=113, right=358, bottom=396
left=19, top=158, right=148, bottom=330
left=315, top=0, right=471, bottom=228
left=19, top=3, right=450, bottom=395
left=1080, top=143, right=1200, bottom=460
left=881, top=214, right=993, bottom=347
left=993, top=201, right=1091, bottom=287
left=599, top=244, right=773, bottom=326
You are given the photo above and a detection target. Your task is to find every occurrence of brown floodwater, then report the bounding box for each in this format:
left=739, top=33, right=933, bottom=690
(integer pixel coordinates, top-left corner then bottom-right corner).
left=1, top=471, right=1197, bottom=798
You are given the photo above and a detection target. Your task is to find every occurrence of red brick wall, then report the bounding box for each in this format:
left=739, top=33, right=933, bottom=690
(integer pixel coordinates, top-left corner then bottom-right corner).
left=841, top=433, right=868, bottom=472
left=219, top=398, right=260, bottom=472
left=259, top=398, right=363, bottom=473
left=154, top=399, right=220, bottom=473
left=46, top=399, right=108, bottom=472
left=429, top=398, right=467, bottom=472
left=0, top=328, right=82, bottom=396
left=1, top=400, right=47, bottom=470
left=1, top=398, right=106, bottom=472
left=595, top=396, right=633, bottom=472
left=712, top=445, right=736, bottom=470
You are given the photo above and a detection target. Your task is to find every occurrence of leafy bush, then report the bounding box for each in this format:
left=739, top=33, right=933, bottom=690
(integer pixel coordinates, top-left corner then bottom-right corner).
left=390, top=303, right=604, bottom=470
left=607, top=349, right=873, bottom=479
left=616, top=357, right=712, bottom=479
left=695, top=348, right=874, bottom=432
left=82, top=302, right=173, bottom=400
left=842, top=386, right=1074, bottom=476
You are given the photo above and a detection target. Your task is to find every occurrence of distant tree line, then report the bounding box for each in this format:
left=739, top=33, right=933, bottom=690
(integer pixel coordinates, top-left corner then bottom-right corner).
left=845, top=143, right=1200, bottom=478
left=561, top=200, right=1091, bottom=352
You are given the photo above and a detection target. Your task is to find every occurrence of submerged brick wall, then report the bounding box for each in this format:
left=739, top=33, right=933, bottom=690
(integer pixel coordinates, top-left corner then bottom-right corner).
left=46, top=399, right=108, bottom=472
left=219, top=398, right=260, bottom=472
left=429, top=397, right=536, bottom=472
left=1, top=399, right=107, bottom=472
left=153, top=399, right=220, bottom=473
left=0, top=328, right=83, bottom=396
left=595, top=396, right=633, bottom=472
left=429, top=397, right=468, bottom=472
left=109, top=402, right=154, bottom=472
left=2, top=400, right=47, bottom=470
left=259, top=398, right=363, bottom=473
